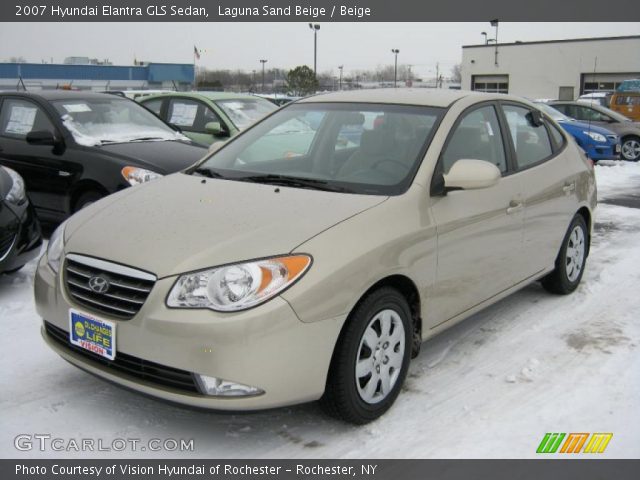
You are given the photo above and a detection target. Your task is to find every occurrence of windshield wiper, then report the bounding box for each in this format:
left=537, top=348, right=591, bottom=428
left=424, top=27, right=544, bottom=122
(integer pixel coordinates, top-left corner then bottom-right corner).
left=236, top=174, right=352, bottom=193
left=193, top=167, right=226, bottom=179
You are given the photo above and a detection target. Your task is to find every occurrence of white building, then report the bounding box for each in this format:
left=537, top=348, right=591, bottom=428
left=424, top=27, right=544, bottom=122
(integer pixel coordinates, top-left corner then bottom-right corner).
left=461, top=35, right=640, bottom=100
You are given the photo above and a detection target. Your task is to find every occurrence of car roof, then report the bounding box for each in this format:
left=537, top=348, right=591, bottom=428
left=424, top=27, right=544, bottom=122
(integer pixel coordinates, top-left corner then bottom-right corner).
left=142, top=91, right=268, bottom=102
left=296, top=88, right=517, bottom=107
left=0, top=90, right=127, bottom=102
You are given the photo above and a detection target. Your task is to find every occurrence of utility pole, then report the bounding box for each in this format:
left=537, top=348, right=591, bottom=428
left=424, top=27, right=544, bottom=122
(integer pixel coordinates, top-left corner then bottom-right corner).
left=338, top=65, right=343, bottom=90
left=435, top=62, right=439, bottom=88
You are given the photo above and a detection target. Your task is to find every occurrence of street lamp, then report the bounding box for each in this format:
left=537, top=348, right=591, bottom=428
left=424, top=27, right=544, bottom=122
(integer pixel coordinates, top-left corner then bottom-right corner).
left=391, top=49, right=400, bottom=88
left=490, top=19, right=499, bottom=66
left=260, top=59, right=267, bottom=93
left=481, top=32, right=488, bottom=45
left=308, top=23, right=320, bottom=77
left=338, top=65, right=343, bottom=90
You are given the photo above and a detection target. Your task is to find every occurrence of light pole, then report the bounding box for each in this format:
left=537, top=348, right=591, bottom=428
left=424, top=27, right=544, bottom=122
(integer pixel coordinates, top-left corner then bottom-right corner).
left=338, top=65, right=343, bottom=90
left=391, top=49, right=400, bottom=88
left=481, top=32, right=488, bottom=45
left=260, top=59, right=267, bottom=93
left=308, top=23, right=320, bottom=77
left=490, top=19, right=499, bottom=66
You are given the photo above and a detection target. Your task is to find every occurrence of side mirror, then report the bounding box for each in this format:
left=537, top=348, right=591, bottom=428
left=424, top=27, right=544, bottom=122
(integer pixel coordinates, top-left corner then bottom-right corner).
left=26, top=130, right=58, bottom=146
left=443, top=159, right=501, bottom=191
left=204, top=122, right=223, bottom=136
left=528, top=109, right=544, bottom=127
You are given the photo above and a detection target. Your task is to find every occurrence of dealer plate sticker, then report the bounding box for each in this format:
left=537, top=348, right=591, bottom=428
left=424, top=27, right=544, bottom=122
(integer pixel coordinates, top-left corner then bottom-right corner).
left=69, top=309, right=116, bottom=360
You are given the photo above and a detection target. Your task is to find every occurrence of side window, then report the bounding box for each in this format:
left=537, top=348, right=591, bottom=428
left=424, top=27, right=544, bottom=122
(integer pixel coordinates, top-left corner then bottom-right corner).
left=202, top=106, right=223, bottom=127
left=551, top=104, right=569, bottom=116
left=503, top=105, right=553, bottom=169
left=441, top=105, right=507, bottom=174
left=142, top=99, right=163, bottom=117
left=0, top=98, right=55, bottom=139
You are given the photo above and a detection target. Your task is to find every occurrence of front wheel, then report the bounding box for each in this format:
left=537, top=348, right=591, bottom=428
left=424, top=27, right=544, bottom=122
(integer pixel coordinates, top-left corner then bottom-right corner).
left=321, top=287, right=412, bottom=424
left=542, top=214, right=588, bottom=294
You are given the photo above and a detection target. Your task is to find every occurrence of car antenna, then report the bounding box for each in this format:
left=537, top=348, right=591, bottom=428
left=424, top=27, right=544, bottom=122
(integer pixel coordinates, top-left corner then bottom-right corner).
left=586, top=56, right=598, bottom=137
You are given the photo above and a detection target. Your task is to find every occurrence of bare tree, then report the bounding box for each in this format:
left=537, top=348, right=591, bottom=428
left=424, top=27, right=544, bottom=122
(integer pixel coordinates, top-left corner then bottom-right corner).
left=450, top=63, right=462, bottom=83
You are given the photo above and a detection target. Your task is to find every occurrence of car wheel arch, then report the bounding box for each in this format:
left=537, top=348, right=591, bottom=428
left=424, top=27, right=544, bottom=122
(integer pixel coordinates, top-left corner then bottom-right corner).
left=334, top=274, right=423, bottom=361
left=69, top=181, right=109, bottom=213
left=576, top=206, right=592, bottom=257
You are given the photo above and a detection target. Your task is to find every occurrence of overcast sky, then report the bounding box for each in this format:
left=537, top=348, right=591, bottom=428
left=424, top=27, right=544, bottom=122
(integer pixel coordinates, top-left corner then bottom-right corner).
left=1, top=22, right=638, bottom=78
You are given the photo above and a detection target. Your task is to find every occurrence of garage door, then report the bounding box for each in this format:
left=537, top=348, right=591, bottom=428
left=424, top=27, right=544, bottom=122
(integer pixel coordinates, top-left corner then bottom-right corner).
left=582, top=73, right=640, bottom=94
left=472, top=75, right=509, bottom=94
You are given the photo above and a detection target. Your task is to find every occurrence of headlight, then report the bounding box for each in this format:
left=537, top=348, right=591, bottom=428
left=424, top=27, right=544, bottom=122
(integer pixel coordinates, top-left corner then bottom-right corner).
left=47, top=221, right=66, bottom=273
left=583, top=131, right=606, bottom=143
left=167, top=255, right=312, bottom=312
left=3, top=167, right=26, bottom=205
left=121, top=166, right=163, bottom=186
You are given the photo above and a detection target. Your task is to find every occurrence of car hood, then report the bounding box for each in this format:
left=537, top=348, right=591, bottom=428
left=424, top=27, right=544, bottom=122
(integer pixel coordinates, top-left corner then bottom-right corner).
left=97, top=140, right=208, bottom=173
left=65, top=173, right=387, bottom=278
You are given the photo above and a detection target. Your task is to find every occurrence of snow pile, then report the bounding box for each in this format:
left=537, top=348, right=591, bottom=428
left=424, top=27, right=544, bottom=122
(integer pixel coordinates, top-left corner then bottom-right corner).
left=595, top=160, right=640, bottom=200
left=61, top=114, right=190, bottom=147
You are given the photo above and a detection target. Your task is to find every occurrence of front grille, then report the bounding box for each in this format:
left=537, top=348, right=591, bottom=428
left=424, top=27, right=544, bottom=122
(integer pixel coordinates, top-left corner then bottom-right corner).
left=44, top=321, right=200, bottom=394
left=0, top=233, right=16, bottom=261
left=64, top=254, right=156, bottom=319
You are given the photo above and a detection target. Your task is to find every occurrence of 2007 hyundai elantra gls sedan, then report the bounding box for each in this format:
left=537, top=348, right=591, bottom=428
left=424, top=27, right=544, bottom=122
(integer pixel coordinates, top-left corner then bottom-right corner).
left=35, top=89, right=596, bottom=424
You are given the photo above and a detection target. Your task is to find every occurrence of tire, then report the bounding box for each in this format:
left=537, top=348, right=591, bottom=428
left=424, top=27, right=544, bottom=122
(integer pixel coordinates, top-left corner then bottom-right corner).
left=73, top=191, right=104, bottom=212
left=621, top=136, right=640, bottom=162
left=321, top=287, right=412, bottom=424
left=542, top=214, right=588, bottom=295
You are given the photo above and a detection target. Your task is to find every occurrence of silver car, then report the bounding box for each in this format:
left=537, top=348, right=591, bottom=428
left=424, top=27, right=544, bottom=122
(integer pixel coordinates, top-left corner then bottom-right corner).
left=35, top=89, right=596, bottom=424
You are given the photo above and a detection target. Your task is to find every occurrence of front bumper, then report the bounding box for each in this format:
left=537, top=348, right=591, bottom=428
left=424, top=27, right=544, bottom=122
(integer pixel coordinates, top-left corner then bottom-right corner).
left=586, top=142, right=620, bottom=161
left=0, top=200, right=42, bottom=273
left=35, top=254, right=344, bottom=410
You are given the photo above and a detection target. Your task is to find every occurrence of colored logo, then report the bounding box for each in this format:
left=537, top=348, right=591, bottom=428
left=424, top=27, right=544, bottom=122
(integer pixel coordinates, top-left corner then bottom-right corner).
left=74, top=321, right=85, bottom=338
left=537, top=432, right=613, bottom=454
left=88, top=275, right=110, bottom=294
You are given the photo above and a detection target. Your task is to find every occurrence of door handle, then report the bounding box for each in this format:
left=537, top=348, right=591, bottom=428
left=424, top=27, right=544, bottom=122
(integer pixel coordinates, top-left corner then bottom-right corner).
left=506, top=201, right=524, bottom=215
left=563, top=182, right=576, bottom=195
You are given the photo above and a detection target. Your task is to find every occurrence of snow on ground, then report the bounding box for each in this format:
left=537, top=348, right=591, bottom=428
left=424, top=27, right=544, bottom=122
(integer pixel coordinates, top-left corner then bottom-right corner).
left=1, top=163, right=639, bottom=459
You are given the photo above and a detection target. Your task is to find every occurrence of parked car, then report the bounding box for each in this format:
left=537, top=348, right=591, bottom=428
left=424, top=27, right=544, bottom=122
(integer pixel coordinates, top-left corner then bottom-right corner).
left=548, top=101, right=640, bottom=161
left=36, top=89, right=596, bottom=424
left=535, top=102, right=620, bottom=161
left=610, top=91, right=640, bottom=122
left=138, top=92, right=277, bottom=146
left=577, top=92, right=612, bottom=108
left=0, top=91, right=208, bottom=223
left=0, top=166, right=42, bottom=274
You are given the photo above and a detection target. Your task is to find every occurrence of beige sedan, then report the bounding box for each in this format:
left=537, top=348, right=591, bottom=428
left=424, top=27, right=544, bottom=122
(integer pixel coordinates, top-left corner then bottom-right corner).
left=35, top=89, right=596, bottom=424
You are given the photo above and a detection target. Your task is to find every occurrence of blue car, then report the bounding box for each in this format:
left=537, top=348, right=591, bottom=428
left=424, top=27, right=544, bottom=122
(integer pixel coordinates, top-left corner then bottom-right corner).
left=536, top=103, right=620, bottom=161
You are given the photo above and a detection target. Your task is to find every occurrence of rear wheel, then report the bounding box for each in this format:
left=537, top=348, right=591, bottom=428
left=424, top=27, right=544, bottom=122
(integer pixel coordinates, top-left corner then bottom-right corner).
left=542, top=214, right=588, bottom=294
left=621, top=136, right=640, bottom=161
left=321, top=287, right=412, bottom=424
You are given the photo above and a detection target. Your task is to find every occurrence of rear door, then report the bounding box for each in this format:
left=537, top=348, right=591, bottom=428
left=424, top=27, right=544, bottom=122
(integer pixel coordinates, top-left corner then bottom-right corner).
left=0, top=97, right=73, bottom=216
left=429, top=103, right=524, bottom=326
left=500, top=102, right=579, bottom=277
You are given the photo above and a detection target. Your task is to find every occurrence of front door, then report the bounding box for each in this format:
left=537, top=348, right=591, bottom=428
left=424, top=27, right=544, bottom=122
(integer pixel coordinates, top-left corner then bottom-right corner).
left=429, top=103, right=524, bottom=327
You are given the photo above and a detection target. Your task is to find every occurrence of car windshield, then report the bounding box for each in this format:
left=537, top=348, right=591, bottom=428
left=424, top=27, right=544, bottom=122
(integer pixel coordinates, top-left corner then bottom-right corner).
left=214, top=98, right=278, bottom=130
left=52, top=98, right=187, bottom=146
left=536, top=103, right=572, bottom=122
left=191, top=102, right=444, bottom=196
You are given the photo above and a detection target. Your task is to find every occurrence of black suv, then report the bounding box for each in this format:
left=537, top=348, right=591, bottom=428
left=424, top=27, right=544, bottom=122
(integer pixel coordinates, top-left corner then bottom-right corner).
left=0, top=91, right=208, bottom=223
